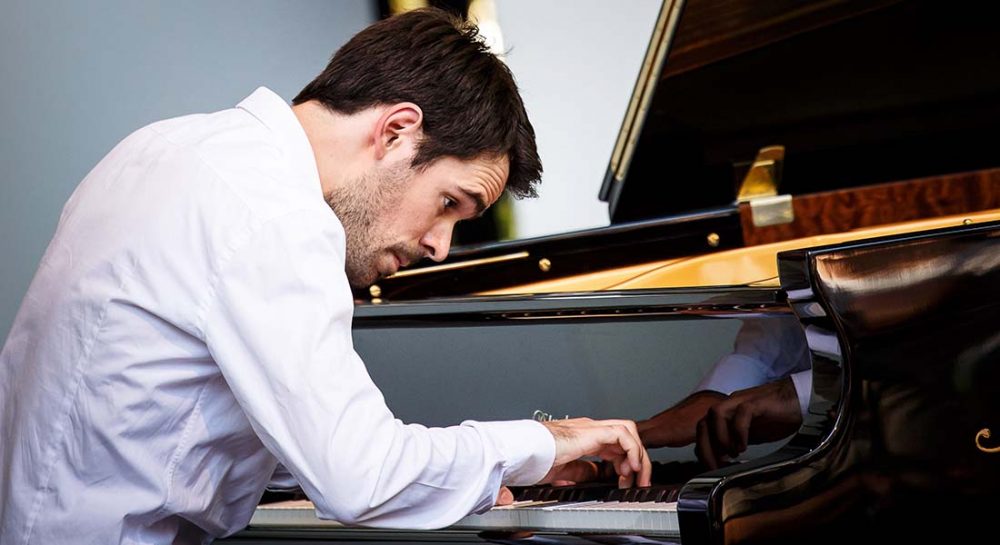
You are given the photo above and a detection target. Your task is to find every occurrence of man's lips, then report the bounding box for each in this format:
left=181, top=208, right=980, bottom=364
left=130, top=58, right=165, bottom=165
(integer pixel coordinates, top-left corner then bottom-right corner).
left=388, top=252, right=405, bottom=274
left=385, top=249, right=423, bottom=276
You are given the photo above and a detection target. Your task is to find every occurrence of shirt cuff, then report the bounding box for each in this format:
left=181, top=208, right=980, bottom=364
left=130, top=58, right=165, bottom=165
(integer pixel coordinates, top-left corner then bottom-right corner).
left=462, top=419, right=555, bottom=487
left=695, top=353, right=772, bottom=395
left=788, top=369, right=812, bottom=419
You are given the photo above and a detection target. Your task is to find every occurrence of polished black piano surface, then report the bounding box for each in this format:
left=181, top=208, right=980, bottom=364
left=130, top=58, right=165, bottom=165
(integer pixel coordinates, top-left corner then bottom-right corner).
left=224, top=220, right=1000, bottom=543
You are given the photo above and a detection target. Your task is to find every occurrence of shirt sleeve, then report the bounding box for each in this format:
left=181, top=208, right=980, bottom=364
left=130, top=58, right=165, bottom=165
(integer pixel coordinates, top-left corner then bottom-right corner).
left=696, top=317, right=812, bottom=416
left=266, top=463, right=299, bottom=491
left=788, top=369, right=813, bottom=419
left=201, top=210, right=554, bottom=529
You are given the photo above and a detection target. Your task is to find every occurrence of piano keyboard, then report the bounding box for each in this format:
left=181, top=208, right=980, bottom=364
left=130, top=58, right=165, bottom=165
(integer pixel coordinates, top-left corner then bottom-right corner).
left=450, top=498, right=678, bottom=536
left=250, top=484, right=681, bottom=537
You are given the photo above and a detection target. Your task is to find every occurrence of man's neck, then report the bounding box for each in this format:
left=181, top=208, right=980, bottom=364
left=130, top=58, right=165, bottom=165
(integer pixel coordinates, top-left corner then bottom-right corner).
left=291, top=100, right=374, bottom=198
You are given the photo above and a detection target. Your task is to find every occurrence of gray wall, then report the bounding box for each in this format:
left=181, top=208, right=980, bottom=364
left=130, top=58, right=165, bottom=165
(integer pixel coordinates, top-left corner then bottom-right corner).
left=0, top=0, right=375, bottom=339
left=495, top=0, right=662, bottom=238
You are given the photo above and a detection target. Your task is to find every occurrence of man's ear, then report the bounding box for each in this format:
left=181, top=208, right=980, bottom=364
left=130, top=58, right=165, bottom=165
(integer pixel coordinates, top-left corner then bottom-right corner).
left=373, top=102, right=423, bottom=161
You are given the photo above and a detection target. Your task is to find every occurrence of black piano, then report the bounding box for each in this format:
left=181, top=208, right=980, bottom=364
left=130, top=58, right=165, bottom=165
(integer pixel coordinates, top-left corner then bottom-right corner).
left=227, top=220, right=1000, bottom=544
left=223, top=1, right=1000, bottom=543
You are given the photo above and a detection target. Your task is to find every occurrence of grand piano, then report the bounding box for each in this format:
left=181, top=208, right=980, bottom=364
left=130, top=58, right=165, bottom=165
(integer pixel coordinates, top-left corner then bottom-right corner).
left=223, top=1, right=1000, bottom=543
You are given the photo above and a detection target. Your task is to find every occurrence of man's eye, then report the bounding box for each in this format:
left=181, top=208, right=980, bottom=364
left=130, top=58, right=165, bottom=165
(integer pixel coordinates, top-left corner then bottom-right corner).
left=443, top=197, right=457, bottom=209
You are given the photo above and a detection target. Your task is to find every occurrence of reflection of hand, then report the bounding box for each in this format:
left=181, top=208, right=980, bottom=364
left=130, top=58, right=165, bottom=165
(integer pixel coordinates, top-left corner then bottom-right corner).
left=541, top=418, right=652, bottom=488
left=638, top=390, right=728, bottom=448
left=696, top=377, right=802, bottom=469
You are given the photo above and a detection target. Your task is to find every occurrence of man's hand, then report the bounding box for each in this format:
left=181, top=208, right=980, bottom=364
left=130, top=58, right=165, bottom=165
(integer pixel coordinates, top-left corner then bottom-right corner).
left=540, top=418, right=651, bottom=488
left=494, top=486, right=514, bottom=506
left=695, top=377, right=802, bottom=469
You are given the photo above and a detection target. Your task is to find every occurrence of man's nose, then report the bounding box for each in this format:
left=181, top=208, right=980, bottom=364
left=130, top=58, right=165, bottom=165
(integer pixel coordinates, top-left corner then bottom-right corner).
left=421, top=223, right=453, bottom=262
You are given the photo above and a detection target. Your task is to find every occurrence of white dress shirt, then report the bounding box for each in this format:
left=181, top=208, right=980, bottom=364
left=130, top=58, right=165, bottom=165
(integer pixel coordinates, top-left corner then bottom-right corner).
left=0, top=87, right=554, bottom=545
left=696, top=316, right=813, bottom=418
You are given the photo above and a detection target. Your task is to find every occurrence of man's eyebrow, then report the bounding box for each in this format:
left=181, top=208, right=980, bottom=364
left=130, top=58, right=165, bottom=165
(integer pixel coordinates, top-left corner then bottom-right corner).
left=460, top=187, right=489, bottom=217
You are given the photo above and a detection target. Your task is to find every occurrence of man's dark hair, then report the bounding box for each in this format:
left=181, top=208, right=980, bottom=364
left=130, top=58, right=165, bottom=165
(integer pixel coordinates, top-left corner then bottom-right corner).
left=294, top=8, right=541, bottom=198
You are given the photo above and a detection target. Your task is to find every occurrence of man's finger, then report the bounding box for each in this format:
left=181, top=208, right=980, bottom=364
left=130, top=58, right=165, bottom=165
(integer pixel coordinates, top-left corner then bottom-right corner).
left=613, top=423, right=646, bottom=475
left=617, top=458, right=632, bottom=478
left=613, top=421, right=652, bottom=487
left=495, top=486, right=514, bottom=506
left=636, top=445, right=652, bottom=487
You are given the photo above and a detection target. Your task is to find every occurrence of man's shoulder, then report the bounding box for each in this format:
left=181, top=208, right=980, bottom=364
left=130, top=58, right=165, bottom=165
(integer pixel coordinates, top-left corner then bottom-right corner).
left=137, top=107, right=324, bottom=220
left=143, top=107, right=280, bottom=167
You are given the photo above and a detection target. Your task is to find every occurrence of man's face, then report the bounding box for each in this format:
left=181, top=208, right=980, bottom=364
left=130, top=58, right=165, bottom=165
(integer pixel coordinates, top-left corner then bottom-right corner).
left=326, top=154, right=509, bottom=288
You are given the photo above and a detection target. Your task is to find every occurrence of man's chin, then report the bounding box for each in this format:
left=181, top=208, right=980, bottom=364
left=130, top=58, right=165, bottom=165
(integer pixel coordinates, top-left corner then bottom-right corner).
left=346, top=268, right=381, bottom=290
left=346, top=255, right=401, bottom=289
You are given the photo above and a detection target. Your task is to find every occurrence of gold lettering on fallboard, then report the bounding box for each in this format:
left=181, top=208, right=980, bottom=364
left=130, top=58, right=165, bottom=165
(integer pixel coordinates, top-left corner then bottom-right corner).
left=976, top=428, right=1000, bottom=453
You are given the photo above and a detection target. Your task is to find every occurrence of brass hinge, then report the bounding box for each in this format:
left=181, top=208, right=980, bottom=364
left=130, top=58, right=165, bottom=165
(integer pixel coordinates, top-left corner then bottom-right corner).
left=737, top=145, right=794, bottom=227
left=749, top=194, right=794, bottom=227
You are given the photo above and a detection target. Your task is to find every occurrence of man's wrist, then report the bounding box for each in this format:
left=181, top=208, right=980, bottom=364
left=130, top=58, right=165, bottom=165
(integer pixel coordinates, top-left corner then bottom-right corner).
left=463, top=419, right=555, bottom=486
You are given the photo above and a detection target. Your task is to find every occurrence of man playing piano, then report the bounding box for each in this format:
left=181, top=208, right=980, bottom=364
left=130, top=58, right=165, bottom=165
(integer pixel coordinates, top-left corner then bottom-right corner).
left=0, top=9, right=649, bottom=545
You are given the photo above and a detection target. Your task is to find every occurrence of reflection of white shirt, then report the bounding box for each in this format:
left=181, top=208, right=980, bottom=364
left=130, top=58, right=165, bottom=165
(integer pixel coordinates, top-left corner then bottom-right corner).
left=696, top=317, right=813, bottom=417
left=0, top=87, right=553, bottom=545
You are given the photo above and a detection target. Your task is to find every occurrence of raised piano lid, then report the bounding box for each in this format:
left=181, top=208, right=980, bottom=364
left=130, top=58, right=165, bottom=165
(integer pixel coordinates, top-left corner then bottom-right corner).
left=361, top=0, right=1000, bottom=303
left=603, top=0, right=1000, bottom=224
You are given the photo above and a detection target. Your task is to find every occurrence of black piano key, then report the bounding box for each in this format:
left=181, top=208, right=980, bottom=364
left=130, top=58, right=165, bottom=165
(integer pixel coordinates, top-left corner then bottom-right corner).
left=528, top=486, right=552, bottom=501
left=509, top=463, right=698, bottom=503
left=640, top=485, right=682, bottom=502
left=539, top=487, right=562, bottom=501
left=511, top=481, right=623, bottom=503
left=565, top=482, right=617, bottom=501
left=510, top=485, right=549, bottom=501
left=602, top=484, right=682, bottom=503
left=605, top=487, right=628, bottom=502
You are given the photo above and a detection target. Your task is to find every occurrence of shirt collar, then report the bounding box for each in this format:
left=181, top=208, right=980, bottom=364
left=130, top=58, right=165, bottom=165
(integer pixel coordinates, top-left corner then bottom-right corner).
left=236, top=86, right=322, bottom=198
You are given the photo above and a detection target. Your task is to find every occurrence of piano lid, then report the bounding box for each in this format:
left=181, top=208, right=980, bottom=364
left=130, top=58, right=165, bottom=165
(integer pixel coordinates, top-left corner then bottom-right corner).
left=600, top=0, right=1000, bottom=224
left=359, top=0, right=1000, bottom=302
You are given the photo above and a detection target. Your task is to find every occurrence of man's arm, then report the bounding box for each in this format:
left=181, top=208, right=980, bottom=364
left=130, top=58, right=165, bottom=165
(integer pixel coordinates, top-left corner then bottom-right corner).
left=202, top=211, right=648, bottom=529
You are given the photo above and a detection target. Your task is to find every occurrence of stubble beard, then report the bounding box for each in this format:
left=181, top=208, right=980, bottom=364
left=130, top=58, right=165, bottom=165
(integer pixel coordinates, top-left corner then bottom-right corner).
left=325, top=162, right=411, bottom=288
